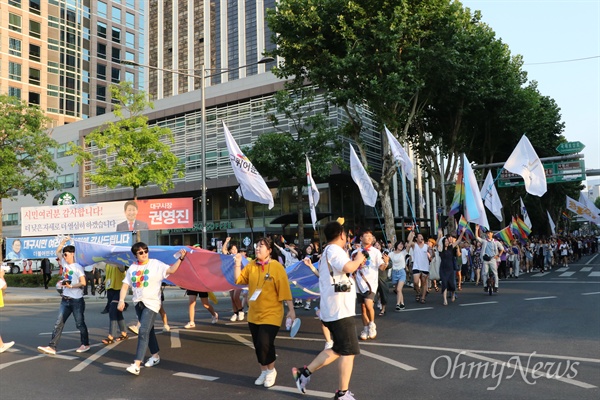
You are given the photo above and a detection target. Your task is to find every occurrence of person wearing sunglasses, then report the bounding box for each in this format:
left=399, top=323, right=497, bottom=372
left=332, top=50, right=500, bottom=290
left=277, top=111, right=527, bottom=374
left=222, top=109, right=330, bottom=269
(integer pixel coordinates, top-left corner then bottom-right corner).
left=118, top=242, right=186, bottom=376
left=37, top=237, right=90, bottom=355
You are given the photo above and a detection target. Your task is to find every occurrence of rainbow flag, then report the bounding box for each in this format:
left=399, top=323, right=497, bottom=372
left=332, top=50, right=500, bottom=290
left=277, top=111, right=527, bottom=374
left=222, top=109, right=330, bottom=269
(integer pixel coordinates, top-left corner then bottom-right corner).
left=457, top=215, right=474, bottom=240
left=516, top=216, right=532, bottom=237
left=494, top=226, right=514, bottom=246
left=561, top=211, right=571, bottom=220
left=510, top=217, right=525, bottom=241
left=448, top=170, right=464, bottom=216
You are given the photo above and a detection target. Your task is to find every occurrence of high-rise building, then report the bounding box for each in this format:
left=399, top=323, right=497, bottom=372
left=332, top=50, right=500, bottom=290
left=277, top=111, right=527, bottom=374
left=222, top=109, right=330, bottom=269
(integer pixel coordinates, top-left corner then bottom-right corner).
left=142, top=0, right=275, bottom=100
left=0, top=0, right=145, bottom=125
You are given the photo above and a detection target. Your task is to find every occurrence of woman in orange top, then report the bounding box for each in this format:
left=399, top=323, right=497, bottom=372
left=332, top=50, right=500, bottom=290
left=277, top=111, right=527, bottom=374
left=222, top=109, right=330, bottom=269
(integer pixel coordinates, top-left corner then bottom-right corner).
left=234, top=237, right=295, bottom=388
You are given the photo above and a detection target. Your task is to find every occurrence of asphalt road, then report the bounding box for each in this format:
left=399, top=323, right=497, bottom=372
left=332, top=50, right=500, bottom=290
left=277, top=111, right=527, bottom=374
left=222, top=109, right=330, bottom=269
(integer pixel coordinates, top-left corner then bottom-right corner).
left=1, top=254, right=599, bottom=400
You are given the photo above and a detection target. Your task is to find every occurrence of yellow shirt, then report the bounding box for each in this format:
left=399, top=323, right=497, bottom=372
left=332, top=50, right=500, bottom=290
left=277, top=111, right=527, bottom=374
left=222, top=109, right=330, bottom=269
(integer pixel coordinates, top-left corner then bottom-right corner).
left=105, top=264, right=126, bottom=291
left=236, top=259, right=292, bottom=326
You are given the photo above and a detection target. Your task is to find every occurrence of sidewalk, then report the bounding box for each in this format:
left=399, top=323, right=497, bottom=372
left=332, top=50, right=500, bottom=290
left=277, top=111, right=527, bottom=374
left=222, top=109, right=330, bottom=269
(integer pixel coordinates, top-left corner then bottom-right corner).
left=2, top=286, right=221, bottom=305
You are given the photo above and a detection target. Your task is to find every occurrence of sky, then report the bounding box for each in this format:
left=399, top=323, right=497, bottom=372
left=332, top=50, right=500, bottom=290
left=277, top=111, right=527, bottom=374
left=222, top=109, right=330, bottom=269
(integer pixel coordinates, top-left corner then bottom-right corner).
left=461, top=0, right=600, bottom=188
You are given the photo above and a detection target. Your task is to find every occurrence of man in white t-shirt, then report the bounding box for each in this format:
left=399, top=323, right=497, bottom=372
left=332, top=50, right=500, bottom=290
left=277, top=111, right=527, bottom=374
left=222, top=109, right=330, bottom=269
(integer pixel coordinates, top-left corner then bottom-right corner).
left=407, top=232, right=431, bottom=303
left=354, top=229, right=385, bottom=341
left=292, top=221, right=365, bottom=400
left=38, top=237, right=90, bottom=355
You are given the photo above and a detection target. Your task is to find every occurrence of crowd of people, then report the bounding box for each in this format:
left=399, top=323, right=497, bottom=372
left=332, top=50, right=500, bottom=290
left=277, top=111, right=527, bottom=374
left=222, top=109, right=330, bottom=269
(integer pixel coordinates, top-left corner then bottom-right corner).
left=1, top=227, right=597, bottom=400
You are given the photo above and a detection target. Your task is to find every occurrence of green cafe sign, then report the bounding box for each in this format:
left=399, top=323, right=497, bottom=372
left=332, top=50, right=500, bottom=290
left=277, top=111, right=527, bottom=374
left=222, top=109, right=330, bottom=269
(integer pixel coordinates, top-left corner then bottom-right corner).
left=168, top=221, right=233, bottom=233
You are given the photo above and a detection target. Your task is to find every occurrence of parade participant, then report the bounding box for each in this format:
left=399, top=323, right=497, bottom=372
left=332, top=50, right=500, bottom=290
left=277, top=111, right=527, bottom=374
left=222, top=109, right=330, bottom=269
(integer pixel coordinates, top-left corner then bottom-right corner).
left=118, top=242, right=185, bottom=375
left=234, top=237, right=295, bottom=388
left=406, top=232, right=429, bottom=303
left=475, top=226, right=503, bottom=293
left=101, top=263, right=128, bottom=344
left=389, top=235, right=413, bottom=311
left=292, top=221, right=365, bottom=400
left=223, top=237, right=245, bottom=321
left=437, top=228, right=465, bottom=305
left=38, top=237, right=90, bottom=355
left=0, top=264, right=15, bottom=353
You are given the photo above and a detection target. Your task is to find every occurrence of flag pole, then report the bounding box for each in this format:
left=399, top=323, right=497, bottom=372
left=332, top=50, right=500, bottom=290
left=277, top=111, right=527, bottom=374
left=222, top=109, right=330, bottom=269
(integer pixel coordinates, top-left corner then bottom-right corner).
left=395, top=162, right=419, bottom=233
left=373, top=206, right=389, bottom=246
left=237, top=185, right=255, bottom=247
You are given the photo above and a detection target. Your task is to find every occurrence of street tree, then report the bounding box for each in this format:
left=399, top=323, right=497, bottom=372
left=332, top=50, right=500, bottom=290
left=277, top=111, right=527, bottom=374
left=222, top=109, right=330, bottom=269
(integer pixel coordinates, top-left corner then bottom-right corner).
left=244, top=87, right=341, bottom=245
left=68, top=82, right=184, bottom=240
left=0, top=95, right=61, bottom=245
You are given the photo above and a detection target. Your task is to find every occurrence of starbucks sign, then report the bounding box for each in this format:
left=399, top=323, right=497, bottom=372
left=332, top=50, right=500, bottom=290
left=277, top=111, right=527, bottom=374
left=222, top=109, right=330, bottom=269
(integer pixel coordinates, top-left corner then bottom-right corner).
left=53, top=192, right=78, bottom=206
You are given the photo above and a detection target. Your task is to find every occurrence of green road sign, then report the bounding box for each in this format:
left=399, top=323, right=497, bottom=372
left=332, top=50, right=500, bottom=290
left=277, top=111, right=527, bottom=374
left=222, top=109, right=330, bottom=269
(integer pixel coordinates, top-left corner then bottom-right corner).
left=497, top=159, right=586, bottom=188
left=556, top=141, right=585, bottom=154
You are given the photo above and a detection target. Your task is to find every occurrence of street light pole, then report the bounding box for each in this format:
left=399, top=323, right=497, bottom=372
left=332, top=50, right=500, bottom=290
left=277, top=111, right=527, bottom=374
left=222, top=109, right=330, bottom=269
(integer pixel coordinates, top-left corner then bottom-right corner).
left=121, top=57, right=274, bottom=249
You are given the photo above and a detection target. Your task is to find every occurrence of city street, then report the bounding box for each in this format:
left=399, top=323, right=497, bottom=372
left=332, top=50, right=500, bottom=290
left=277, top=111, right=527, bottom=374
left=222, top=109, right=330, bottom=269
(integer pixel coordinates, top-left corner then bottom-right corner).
left=1, top=254, right=599, bottom=400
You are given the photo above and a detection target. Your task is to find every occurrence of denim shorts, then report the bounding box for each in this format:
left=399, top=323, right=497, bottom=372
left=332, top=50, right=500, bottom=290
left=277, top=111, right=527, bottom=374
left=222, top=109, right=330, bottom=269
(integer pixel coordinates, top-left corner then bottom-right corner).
left=391, top=269, right=406, bottom=284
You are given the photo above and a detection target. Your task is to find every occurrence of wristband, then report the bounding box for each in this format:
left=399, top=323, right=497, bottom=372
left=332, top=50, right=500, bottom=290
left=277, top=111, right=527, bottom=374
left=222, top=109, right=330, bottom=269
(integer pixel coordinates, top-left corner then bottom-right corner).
left=179, top=257, right=185, bottom=261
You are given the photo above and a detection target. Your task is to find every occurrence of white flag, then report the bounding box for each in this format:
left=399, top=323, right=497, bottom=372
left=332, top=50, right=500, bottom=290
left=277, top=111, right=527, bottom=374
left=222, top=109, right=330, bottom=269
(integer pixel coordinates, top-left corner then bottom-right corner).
left=503, top=135, right=547, bottom=196
left=349, top=145, right=377, bottom=207
left=520, top=197, right=532, bottom=228
left=222, top=121, right=274, bottom=209
left=384, top=126, right=414, bottom=181
left=566, top=195, right=600, bottom=225
left=463, top=154, right=489, bottom=229
left=546, top=210, right=556, bottom=235
left=480, top=170, right=503, bottom=222
left=579, top=192, right=600, bottom=217
left=306, top=155, right=320, bottom=230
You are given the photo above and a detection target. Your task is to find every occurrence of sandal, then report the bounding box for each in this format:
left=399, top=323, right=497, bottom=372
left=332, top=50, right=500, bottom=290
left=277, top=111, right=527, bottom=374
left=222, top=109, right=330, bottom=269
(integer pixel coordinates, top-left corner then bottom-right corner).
left=378, top=310, right=386, bottom=316
left=435, top=286, right=440, bottom=292
left=116, top=334, right=129, bottom=342
left=420, top=298, right=426, bottom=304
left=102, top=336, right=115, bottom=345
left=416, top=295, right=421, bottom=302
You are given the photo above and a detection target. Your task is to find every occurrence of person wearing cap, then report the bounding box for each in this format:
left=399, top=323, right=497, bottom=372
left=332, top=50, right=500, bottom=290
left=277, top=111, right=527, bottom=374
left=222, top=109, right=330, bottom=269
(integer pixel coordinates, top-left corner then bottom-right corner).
left=37, top=237, right=90, bottom=355
left=475, top=225, right=504, bottom=293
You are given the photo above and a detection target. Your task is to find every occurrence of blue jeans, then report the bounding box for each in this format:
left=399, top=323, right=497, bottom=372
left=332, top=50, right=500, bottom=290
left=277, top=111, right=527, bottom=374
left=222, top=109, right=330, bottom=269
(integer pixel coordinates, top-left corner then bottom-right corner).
left=107, top=289, right=125, bottom=338
left=49, top=297, right=89, bottom=350
left=134, top=302, right=159, bottom=362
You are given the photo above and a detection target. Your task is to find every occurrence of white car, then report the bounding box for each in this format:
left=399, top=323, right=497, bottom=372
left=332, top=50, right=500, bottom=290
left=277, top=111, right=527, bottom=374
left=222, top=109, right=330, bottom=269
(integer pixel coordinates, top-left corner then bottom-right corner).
left=2, top=259, right=58, bottom=274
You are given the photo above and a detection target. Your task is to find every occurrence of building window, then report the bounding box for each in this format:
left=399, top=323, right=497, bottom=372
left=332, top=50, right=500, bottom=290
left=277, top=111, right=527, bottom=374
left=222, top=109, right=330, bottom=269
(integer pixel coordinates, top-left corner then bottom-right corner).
left=111, top=67, right=121, bottom=83
left=111, top=47, right=121, bottom=62
left=97, top=64, right=106, bottom=80
left=97, top=85, right=106, bottom=101
left=125, top=51, right=135, bottom=61
left=97, top=43, right=106, bottom=59
left=8, top=0, right=21, bottom=8
left=9, top=62, right=22, bottom=81
left=8, top=87, right=21, bottom=99
left=56, top=143, right=69, bottom=158
left=9, top=38, right=22, bottom=57
left=58, top=174, right=75, bottom=188
left=98, top=21, right=107, bottom=38
left=98, top=1, right=107, bottom=18
left=126, top=31, right=135, bottom=47
left=96, top=106, right=106, bottom=115
left=112, top=7, right=121, bottom=23
left=112, top=27, right=121, bottom=43
left=29, top=92, right=41, bottom=105
left=126, top=0, right=135, bottom=8
left=126, top=11, right=135, bottom=28
left=9, top=13, right=22, bottom=32
left=29, top=0, right=41, bottom=14
left=30, top=44, right=41, bottom=62
left=2, top=213, right=19, bottom=227
left=125, top=71, right=135, bottom=83
left=29, top=68, right=41, bottom=85
left=29, top=20, right=41, bottom=38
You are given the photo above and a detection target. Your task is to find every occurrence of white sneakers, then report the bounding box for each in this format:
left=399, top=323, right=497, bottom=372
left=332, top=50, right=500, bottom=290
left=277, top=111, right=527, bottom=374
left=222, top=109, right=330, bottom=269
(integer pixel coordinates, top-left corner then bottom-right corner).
left=230, top=311, right=245, bottom=321
left=359, top=327, right=368, bottom=341
left=184, top=322, right=196, bottom=329
left=162, top=324, right=171, bottom=332
left=144, top=356, right=160, bottom=367
left=255, top=369, right=277, bottom=387
left=126, top=363, right=140, bottom=375
left=230, top=313, right=238, bottom=322
left=211, top=312, right=219, bottom=324
left=0, top=341, right=15, bottom=353
left=324, top=341, right=334, bottom=350
left=359, top=323, right=377, bottom=340
left=37, top=346, right=56, bottom=355
left=238, top=310, right=245, bottom=321
left=128, top=325, right=139, bottom=335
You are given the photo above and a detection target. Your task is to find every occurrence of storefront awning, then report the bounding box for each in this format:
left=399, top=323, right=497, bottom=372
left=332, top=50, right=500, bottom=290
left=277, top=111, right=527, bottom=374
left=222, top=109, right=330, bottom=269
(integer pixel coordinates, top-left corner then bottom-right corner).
left=270, top=212, right=332, bottom=225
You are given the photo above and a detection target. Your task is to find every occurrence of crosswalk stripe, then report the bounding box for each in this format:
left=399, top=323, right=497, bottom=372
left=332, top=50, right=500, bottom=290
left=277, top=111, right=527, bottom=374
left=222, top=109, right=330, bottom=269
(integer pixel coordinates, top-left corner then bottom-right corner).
left=580, top=267, right=592, bottom=272
left=559, top=271, right=575, bottom=277
left=589, top=272, right=600, bottom=277
left=556, top=267, right=568, bottom=272
left=173, top=372, right=219, bottom=381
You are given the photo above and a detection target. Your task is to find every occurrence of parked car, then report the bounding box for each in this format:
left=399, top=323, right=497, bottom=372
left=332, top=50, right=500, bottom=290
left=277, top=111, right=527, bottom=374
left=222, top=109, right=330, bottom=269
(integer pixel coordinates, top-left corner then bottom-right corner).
left=2, top=258, right=59, bottom=274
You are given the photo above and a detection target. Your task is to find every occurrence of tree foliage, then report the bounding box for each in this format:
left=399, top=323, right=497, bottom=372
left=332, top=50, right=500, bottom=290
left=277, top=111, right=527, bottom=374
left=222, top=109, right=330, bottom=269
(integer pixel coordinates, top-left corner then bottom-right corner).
left=0, top=95, right=61, bottom=243
left=245, top=87, right=341, bottom=244
left=68, top=82, right=184, bottom=201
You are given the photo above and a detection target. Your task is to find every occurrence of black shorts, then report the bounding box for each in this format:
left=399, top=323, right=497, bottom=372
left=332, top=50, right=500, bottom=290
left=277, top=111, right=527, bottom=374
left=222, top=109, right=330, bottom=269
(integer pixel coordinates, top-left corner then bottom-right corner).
left=322, top=316, right=360, bottom=356
left=356, top=291, right=376, bottom=302
left=412, top=269, right=429, bottom=276
left=186, top=290, right=208, bottom=298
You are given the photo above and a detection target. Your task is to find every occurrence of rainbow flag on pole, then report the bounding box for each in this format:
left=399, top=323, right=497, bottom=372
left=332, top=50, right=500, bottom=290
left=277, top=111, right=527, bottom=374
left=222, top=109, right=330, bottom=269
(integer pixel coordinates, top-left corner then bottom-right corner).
left=516, top=216, right=532, bottom=237
left=448, top=170, right=464, bottom=216
left=457, top=215, right=474, bottom=240
left=494, top=226, right=514, bottom=246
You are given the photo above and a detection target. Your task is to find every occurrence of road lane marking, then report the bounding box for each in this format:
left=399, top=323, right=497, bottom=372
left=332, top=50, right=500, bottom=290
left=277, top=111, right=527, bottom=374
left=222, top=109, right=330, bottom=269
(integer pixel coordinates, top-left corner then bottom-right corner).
left=559, top=272, right=575, bottom=277
left=173, top=372, right=219, bottom=381
left=104, top=361, right=130, bottom=368
left=360, top=349, right=417, bottom=371
left=268, top=385, right=332, bottom=398
left=456, top=350, right=597, bottom=389
left=556, top=267, right=569, bottom=272
left=459, top=301, right=498, bottom=307
left=70, top=343, right=115, bottom=372
left=531, top=272, right=549, bottom=277
left=397, top=307, right=433, bottom=312
left=585, top=254, right=598, bottom=265
left=170, top=329, right=181, bottom=348
left=580, top=267, right=592, bottom=272
left=39, top=330, right=79, bottom=336
left=228, top=333, right=255, bottom=349
left=581, top=292, right=600, bottom=296
left=589, top=272, right=600, bottom=277
left=524, top=296, right=557, bottom=301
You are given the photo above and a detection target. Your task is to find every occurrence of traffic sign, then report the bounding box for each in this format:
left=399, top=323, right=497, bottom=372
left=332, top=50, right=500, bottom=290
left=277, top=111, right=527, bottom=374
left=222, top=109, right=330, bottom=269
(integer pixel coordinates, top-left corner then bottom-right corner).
left=556, top=141, right=585, bottom=154
left=497, top=159, right=586, bottom=188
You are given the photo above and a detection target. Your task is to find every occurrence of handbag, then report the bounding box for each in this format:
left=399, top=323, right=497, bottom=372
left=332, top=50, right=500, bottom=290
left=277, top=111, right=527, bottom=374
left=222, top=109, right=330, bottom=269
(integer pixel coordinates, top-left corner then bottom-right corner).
left=483, top=254, right=492, bottom=262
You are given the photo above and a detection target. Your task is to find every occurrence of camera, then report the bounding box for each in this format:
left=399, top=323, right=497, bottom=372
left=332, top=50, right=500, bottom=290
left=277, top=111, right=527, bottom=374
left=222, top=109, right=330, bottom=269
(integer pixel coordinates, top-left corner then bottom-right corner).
left=382, top=249, right=390, bottom=256
left=62, top=280, right=71, bottom=285
left=333, top=281, right=352, bottom=292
